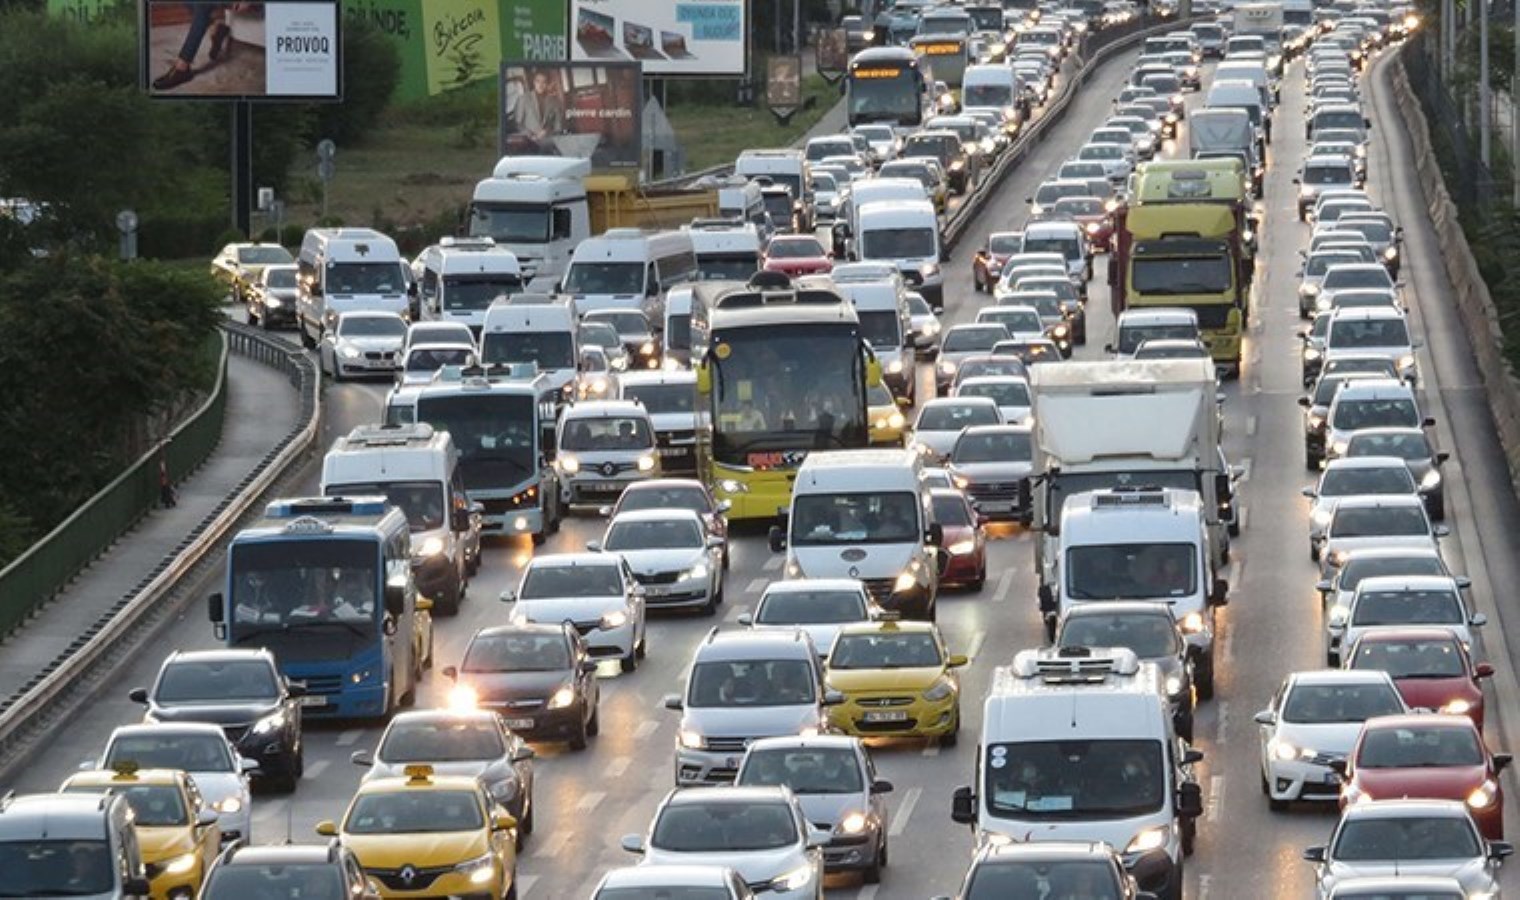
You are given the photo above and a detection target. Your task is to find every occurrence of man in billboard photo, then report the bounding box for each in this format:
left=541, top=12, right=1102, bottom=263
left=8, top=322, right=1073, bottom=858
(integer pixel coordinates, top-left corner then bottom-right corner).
left=509, top=68, right=567, bottom=152
left=151, top=2, right=231, bottom=90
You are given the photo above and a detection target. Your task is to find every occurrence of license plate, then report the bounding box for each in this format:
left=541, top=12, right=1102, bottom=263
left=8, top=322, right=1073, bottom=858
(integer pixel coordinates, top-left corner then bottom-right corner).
left=644, top=586, right=670, bottom=597
left=507, top=718, right=535, bottom=730
left=581, top=480, right=621, bottom=491
left=657, top=447, right=689, bottom=457
left=982, top=501, right=1012, bottom=513
left=299, top=695, right=328, bottom=707
left=862, top=711, right=908, bottom=722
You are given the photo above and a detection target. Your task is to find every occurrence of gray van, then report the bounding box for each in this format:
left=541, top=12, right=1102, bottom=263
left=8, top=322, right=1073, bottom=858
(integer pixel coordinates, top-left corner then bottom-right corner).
left=0, top=792, right=150, bottom=898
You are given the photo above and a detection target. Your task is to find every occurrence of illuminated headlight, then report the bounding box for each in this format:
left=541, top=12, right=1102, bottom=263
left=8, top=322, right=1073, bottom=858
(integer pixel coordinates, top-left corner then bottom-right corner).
left=1384, top=246, right=1399, bottom=260
left=681, top=562, right=710, bottom=581
left=1273, top=741, right=1315, bottom=761
left=455, top=853, right=497, bottom=884
left=887, top=358, right=904, bottom=374
left=339, top=346, right=362, bottom=359
left=1030, top=204, right=1044, bottom=216
left=785, top=559, right=803, bottom=578
left=939, top=361, right=957, bottom=375
left=1397, top=353, right=1416, bottom=372
left=1301, top=283, right=1320, bottom=298
left=679, top=729, right=705, bottom=749
left=250, top=711, right=287, bottom=735
left=600, top=610, right=629, bottom=629
left=718, top=479, right=748, bottom=494
left=640, top=341, right=655, bottom=356
left=1328, top=606, right=1349, bottom=626
left=863, top=28, right=875, bottom=39
left=1165, top=674, right=1183, bottom=696
left=1104, top=198, right=1120, bottom=213
left=1308, top=412, right=1326, bottom=429
left=548, top=685, right=577, bottom=709
left=1125, top=825, right=1169, bottom=854
left=1166, top=112, right=1179, bottom=124
left=1468, top=780, right=1500, bottom=809
left=770, top=864, right=814, bottom=892
left=1311, top=508, right=1332, bottom=528
left=925, top=320, right=942, bottom=335
left=637, top=454, right=656, bottom=472
left=920, top=262, right=940, bottom=278
left=1328, top=550, right=1349, bottom=567
left=952, top=474, right=970, bottom=489
left=1180, top=612, right=1205, bottom=634
left=1442, top=697, right=1472, bottom=714
left=1356, top=145, right=1367, bottom=158
left=888, top=411, right=904, bottom=429
left=215, top=797, right=244, bottom=814
left=588, top=377, right=609, bottom=395
left=1421, top=469, right=1442, bottom=489
left=417, top=535, right=445, bottom=557
left=610, top=356, right=629, bottom=371
left=163, top=853, right=199, bottom=876
left=1185, top=65, right=1198, bottom=78
left=1085, top=222, right=1100, bottom=235
left=1052, top=324, right=1070, bottom=338
left=922, top=676, right=956, bottom=702
left=559, top=454, right=580, bottom=474
left=265, top=296, right=282, bottom=308
left=948, top=539, right=976, bottom=556
left=893, top=571, right=918, bottom=593
left=448, top=683, right=479, bottom=709
left=1304, top=347, right=1322, bottom=361
left=1171, top=93, right=1184, bottom=105
left=1330, top=440, right=1349, bottom=456
left=839, top=811, right=869, bottom=834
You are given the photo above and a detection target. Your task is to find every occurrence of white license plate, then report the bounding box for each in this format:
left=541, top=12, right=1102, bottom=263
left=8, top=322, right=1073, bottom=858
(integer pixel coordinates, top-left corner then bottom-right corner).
left=862, top=711, right=908, bottom=723
left=982, top=501, right=1013, bottom=513
left=657, top=447, right=689, bottom=457
left=581, top=480, right=622, bottom=491
left=299, top=694, right=328, bottom=707
left=644, top=586, right=670, bottom=597
left=507, top=718, right=535, bottom=730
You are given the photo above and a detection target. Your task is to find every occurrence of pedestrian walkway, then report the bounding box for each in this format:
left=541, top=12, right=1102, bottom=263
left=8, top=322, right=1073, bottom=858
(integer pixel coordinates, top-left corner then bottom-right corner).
left=0, top=355, right=301, bottom=701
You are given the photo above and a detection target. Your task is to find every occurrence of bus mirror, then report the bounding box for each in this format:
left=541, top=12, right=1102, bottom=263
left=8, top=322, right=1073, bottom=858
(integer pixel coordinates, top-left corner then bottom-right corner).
left=696, top=363, right=712, bottom=395
left=384, top=580, right=406, bottom=617
left=866, top=356, right=883, bottom=388
left=768, top=526, right=787, bottom=553
left=207, top=592, right=224, bottom=624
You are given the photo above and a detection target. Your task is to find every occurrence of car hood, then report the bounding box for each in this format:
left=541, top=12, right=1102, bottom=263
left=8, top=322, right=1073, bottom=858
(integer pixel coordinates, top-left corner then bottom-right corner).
left=149, top=701, right=279, bottom=727
left=1323, top=535, right=1438, bottom=560
left=137, top=826, right=198, bottom=862
left=345, top=831, right=490, bottom=867
left=826, top=666, right=943, bottom=692
left=264, top=287, right=299, bottom=300
left=615, top=547, right=705, bottom=575
left=914, top=429, right=963, bottom=455
left=1354, top=764, right=1486, bottom=800
left=1324, top=858, right=1490, bottom=891
left=791, top=543, right=916, bottom=579
left=339, top=336, right=405, bottom=353
left=1276, top=720, right=1368, bottom=756
left=952, top=461, right=1033, bottom=481
left=796, top=792, right=866, bottom=828
left=186, top=771, right=245, bottom=806
left=369, top=758, right=513, bottom=786
left=470, top=669, right=571, bottom=701
left=516, top=596, right=626, bottom=622
left=682, top=705, right=822, bottom=740
left=1394, top=677, right=1480, bottom=712
left=642, top=845, right=807, bottom=885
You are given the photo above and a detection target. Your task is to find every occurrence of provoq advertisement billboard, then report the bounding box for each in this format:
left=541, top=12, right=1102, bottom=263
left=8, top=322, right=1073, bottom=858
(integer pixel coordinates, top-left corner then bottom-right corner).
left=570, top=0, right=746, bottom=77
left=141, top=0, right=341, bottom=99
left=499, top=61, right=642, bottom=172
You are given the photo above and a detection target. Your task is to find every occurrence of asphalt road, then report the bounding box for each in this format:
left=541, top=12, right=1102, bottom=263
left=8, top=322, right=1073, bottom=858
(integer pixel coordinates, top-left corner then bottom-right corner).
left=12, top=35, right=1520, bottom=900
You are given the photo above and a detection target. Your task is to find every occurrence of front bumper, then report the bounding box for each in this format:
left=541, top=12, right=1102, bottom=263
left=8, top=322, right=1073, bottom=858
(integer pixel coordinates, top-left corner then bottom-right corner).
left=1125, top=847, right=1181, bottom=897
left=1265, top=756, right=1343, bottom=802
left=823, top=827, right=882, bottom=872
left=676, top=745, right=750, bottom=785
left=562, top=472, right=652, bottom=505
left=638, top=575, right=714, bottom=610
left=713, top=469, right=796, bottom=522
left=147, top=861, right=203, bottom=900
left=578, top=619, right=635, bottom=659
left=367, top=861, right=508, bottom=899
left=942, top=546, right=984, bottom=583
left=412, top=552, right=460, bottom=601
left=828, top=692, right=957, bottom=738
left=233, top=726, right=300, bottom=775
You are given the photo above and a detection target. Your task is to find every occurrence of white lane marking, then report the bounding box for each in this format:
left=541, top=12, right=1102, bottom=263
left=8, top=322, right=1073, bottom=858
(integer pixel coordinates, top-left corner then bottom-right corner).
left=305, top=760, right=329, bottom=780
left=1206, top=775, right=1225, bottom=822
left=516, top=875, right=539, bottom=898
left=1246, top=414, right=1258, bottom=436
left=746, top=577, right=768, bottom=594
left=531, top=831, right=571, bottom=858
left=634, top=720, right=660, bottom=741
left=577, top=791, right=605, bottom=812
left=922, top=743, right=941, bottom=758
left=1198, top=873, right=1212, bottom=900
left=604, top=757, right=631, bottom=779
left=1238, top=504, right=1249, bottom=531
left=857, top=887, right=879, bottom=900
left=1216, top=701, right=1230, bottom=746
left=889, top=787, right=922, bottom=837
left=992, top=568, right=1016, bottom=603
left=966, top=630, right=987, bottom=661
left=764, top=555, right=784, bottom=572
left=336, top=729, right=362, bottom=747
left=1236, top=457, right=1252, bottom=483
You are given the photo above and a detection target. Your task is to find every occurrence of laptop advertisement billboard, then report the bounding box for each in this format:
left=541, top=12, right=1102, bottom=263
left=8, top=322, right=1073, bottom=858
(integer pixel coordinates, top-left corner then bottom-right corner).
left=569, top=0, right=746, bottom=77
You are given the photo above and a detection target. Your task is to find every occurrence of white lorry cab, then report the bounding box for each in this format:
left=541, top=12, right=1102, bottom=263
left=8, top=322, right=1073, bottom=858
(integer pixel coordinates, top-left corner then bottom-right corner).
left=560, top=229, right=699, bottom=319
left=1047, top=487, right=1229, bottom=698
left=735, top=149, right=814, bottom=232
left=771, top=449, right=945, bottom=622
left=320, top=423, right=476, bottom=614
left=296, top=227, right=413, bottom=350
left=951, top=645, right=1204, bottom=900
left=854, top=199, right=947, bottom=309
left=415, top=237, right=523, bottom=338
left=479, top=295, right=580, bottom=398
left=685, top=219, right=764, bottom=282
left=466, top=155, right=591, bottom=291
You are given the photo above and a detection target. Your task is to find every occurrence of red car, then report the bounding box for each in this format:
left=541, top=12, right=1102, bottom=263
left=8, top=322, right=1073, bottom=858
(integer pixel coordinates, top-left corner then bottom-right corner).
left=762, top=235, right=833, bottom=276
left=1336, top=713, right=1510, bottom=839
left=1343, top=627, right=1494, bottom=731
left=1047, top=196, right=1114, bottom=252
left=930, top=487, right=987, bottom=590
left=971, top=231, right=1023, bottom=292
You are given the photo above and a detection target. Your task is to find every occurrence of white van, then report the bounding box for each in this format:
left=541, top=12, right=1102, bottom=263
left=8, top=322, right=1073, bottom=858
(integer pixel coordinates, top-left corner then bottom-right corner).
left=771, top=449, right=944, bottom=621
left=735, top=149, right=814, bottom=231
left=415, top=237, right=523, bottom=338
left=320, top=423, right=475, bottom=613
left=854, top=199, right=947, bottom=309
left=834, top=278, right=917, bottom=403
left=835, top=177, right=932, bottom=259
left=715, top=178, right=775, bottom=243
left=560, top=229, right=699, bottom=319
left=685, top=220, right=763, bottom=282
left=479, top=295, right=580, bottom=397
left=951, top=645, right=1204, bottom=899
left=296, top=227, right=412, bottom=349
left=960, top=64, right=1023, bottom=133
left=1206, top=79, right=1271, bottom=142
left=1020, top=220, right=1091, bottom=283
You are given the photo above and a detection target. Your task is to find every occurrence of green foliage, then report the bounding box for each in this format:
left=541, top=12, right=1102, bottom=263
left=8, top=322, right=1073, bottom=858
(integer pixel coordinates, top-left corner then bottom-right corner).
left=310, top=17, right=400, bottom=146
left=0, top=254, right=221, bottom=560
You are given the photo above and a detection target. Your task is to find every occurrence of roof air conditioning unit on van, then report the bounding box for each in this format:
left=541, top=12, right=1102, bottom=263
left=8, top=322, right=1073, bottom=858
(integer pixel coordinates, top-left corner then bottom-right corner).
left=1011, top=645, right=1142, bottom=682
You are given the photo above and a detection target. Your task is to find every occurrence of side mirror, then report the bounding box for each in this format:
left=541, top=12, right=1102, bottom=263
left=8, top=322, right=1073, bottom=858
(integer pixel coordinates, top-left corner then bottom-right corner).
left=586, top=540, right=603, bottom=553
left=580, top=660, right=598, bottom=673
left=1423, top=416, right=1437, bottom=427
left=1176, top=781, right=1203, bottom=818
left=823, top=690, right=846, bottom=706
left=737, top=613, right=754, bottom=626
left=663, top=693, right=684, bottom=711
left=1491, top=841, right=1515, bottom=861
left=951, top=785, right=977, bottom=824
left=207, top=592, right=224, bottom=624
left=1297, top=396, right=1312, bottom=408
left=1328, top=759, right=1348, bottom=776
left=350, top=750, right=374, bottom=767
left=416, top=597, right=433, bottom=613
left=715, top=500, right=732, bottom=513
left=1303, top=846, right=1327, bottom=863
left=128, top=687, right=149, bottom=705
left=442, top=665, right=458, bottom=681
left=768, top=525, right=787, bottom=552
left=240, top=757, right=260, bottom=773
left=1254, top=710, right=1277, bottom=726
left=871, top=779, right=894, bottom=794
left=620, top=834, right=646, bottom=854
left=1457, top=576, right=1473, bottom=589
left=1301, top=486, right=1316, bottom=498
left=1182, top=747, right=1204, bottom=765
left=499, top=589, right=517, bottom=603
left=384, top=581, right=405, bottom=617
left=1316, top=579, right=1333, bottom=593
left=493, top=812, right=519, bottom=831
left=948, top=654, right=969, bottom=668
left=315, top=820, right=339, bottom=837
left=1471, top=613, right=1489, bottom=627
left=1436, top=452, right=1451, bottom=465
left=1103, top=343, right=1116, bottom=353
left=1434, top=524, right=1451, bottom=537
left=1477, top=662, right=1496, bottom=679
left=197, top=807, right=220, bottom=827
left=1495, top=753, right=1513, bottom=773
left=806, top=827, right=830, bottom=850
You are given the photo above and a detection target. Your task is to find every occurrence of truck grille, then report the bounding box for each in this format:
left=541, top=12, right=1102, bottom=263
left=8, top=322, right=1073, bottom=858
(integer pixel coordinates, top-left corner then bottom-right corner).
left=634, top=570, right=682, bottom=585
left=861, top=578, right=896, bottom=603
left=299, top=675, right=344, bottom=696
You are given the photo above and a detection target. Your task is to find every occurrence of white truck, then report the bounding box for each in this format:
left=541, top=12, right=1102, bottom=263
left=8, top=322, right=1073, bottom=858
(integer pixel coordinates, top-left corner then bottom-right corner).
left=1024, top=359, right=1233, bottom=599
left=467, top=156, right=592, bottom=293
left=1233, top=2, right=1285, bottom=55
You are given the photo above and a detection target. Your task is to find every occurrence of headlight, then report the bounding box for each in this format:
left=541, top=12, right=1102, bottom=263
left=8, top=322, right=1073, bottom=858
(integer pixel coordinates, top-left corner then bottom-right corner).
left=679, top=729, right=705, bottom=749
left=950, top=160, right=965, bottom=171
left=1179, top=612, right=1205, bottom=634
left=893, top=571, right=918, bottom=593
left=559, top=454, right=580, bottom=474
left=340, top=346, right=362, bottom=359
left=839, top=811, right=869, bottom=834
left=448, top=683, right=479, bottom=709
left=922, top=676, right=956, bottom=702
left=1085, top=222, right=1100, bottom=235
left=1421, top=469, right=1443, bottom=490
left=718, top=479, right=748, bottom=494
left=215, top=797, right=243, bottom=814
left=600, top=610, right=629, bottom=629
left=1302, top=283, right=1320, bottom=297
left=1397, top=353, right=1416, bottom=372
left=640, top=341, right=655, bottom=356
left=888, top=411, right=905, bottom=429
left=163, top=852, right=199, bottom=876
left=1442, top=697, right=1473, bottom=715
left=1468, top=780, right=1500, bottom=809
left=1384, top=246, right=1399, bottom=260
left=786, top=558, right=804, bottom=578
left=1165, top=674, right=1183, bottom=696
left=1305, top=347, right=1322, bottom=361
left=1171, top=93, right=1184, bottom=105
left=682, top=562, right=710, bottom=581
left=454, top=853, right=496, bottom=884
left=548, top=685, right=577, bottom=709
left=939, top=361, right=957, bottom=375
left=948, top=539, right=976, bottom=556
left=1273, top=741, right=1315, bottom=761
left=417, top=535, right=445, bottom=557
left=1030, top=203, right=1044, bottom=216
left=1105, top=198, right=1120, bottom=213
left=250, top=711, right=287, bottom=735
left=589, top=377, right=609, bottom=394
left=1356, top=144, right=1367, bottom=158
left=1308, top=412, right=1326, bottom=429
left=265, top=296, right=282, bottom=308
left=925, top=320, right=942, bottom=335
left=887, top=358, right=904, bottom=374
left=771, top=864, right=814, bottom=892
left=920, top=262, right=941, bottom=278
left=637, top=454, right=656, bottom=472
left=1052, top=324, right=1070, bottom=338
left=1330, top=440, right=1349, bottom=456
left=1328, top=606, right=1349, bottom=626
left=1125, top=825, right=1169, bottom=854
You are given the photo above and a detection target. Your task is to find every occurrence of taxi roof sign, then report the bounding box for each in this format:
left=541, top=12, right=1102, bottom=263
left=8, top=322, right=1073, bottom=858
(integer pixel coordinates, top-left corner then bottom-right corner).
left=110, top=761, right=140, bottom=779
left=403, top=764, right=435, bottom=783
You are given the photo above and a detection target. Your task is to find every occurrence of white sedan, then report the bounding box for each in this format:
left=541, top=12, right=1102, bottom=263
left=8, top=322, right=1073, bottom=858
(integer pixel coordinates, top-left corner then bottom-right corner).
left=1256, top=669, right=1406, bottom=809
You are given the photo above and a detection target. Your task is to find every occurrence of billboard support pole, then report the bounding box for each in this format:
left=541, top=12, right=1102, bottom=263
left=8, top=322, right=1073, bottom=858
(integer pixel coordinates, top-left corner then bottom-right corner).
left=231, top=100, right=253, bottom=237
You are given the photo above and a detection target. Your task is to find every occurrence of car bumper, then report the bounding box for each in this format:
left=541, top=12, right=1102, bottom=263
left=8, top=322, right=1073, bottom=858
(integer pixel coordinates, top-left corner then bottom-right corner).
left=216, top=807, right=253, bottom=845
left=258, top=304, right=297, bottom=325
left=563, top=473, right=654, bottom=505
left=1265, top=757, right=1343, bottom=801
left=335, top=357, right=400, bottom=376
left=676, top=747, right=749, bottom=785
left=828, top=693, right=957, bottom=738
left=1124, top=848, right=1181, bottom=897
left=823, top=829, right=881, bottom=872
left=148, top=865, right=204, bottom=900
left=485, top=701, right=585, bottom=740
left=482, top=505, right=545, bottom=536
left=412, top=553, right=459, bottom=600
left=639, top=577, right=714, bottom=610
left=579, top=620, right=635, bottom=659
left=943, top=547, right=984, bottom=583
left=233, top=729, right=300, bottom=775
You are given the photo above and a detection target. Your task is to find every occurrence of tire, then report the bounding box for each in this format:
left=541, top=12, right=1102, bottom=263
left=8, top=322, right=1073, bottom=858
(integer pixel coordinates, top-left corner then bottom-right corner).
left=1195, top=654, right=1215, bottom=701
left=1310, top=544, right=1321, bottom=562
left=569, top=714, right=589, bottom=751
left=1228, top=519, right=1241, bottom=538
left=522, top=798, right=535, bottom=835
left=300, top=319, right=317, bottom=349
left=635, top=630, right=647, bottom=659
left=587, top=702, right=601, bottom=737
left=863, top=839, right=885, bottom=884
left=1306, top=448, right=1321, bottom=471
left=1182, top=818, right=1196, bottom=856
left=969, top=565, right=986, bottom=592
left=942, top=710, right=960, bottom=747
left=621, top=649, right=637, bottom=673
left=531, top=530, right=547, bottom=546
left=437, top=576, right=462, bottom=617
left=700, top=591, right=718, bottom=617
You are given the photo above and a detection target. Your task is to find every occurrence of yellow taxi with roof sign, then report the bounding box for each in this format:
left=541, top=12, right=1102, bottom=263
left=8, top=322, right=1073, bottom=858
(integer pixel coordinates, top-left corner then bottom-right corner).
left=824, top=619, right=967, bottom=744
left=316, top=764, right=518, bottom=899
left=60, top=763, right=220, bottom=900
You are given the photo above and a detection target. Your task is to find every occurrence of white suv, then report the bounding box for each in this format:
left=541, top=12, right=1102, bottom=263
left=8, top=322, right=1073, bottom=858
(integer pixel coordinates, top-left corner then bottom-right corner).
left=556, top=400, right=661, bottom=506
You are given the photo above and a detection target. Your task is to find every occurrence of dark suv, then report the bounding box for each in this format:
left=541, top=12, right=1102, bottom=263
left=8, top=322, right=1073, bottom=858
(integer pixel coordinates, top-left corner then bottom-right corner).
left=202, top=841, right=379, bottom=899
left=902, top=130, right=978, bottom=194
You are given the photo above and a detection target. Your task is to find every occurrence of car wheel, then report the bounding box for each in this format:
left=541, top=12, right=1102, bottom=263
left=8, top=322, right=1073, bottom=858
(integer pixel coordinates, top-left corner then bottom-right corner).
left=863, top=839, right=885, bottom=884
left=635, top=629, right=647, bottom=659
left=701, top=591, right=718, bottom=617
left=1195, top=654, right=1215, bottom=701
left=438, top=577, right=462, bottom=616
left=569, top=714, right=589, bottom=751
left=1228, top=519, right=1241, bottom=537
left=1310, top=543, right=1321, bottom=562
left=942, top=710, right=959, bottom=747
left=969, top=565, right=986, bottom=592
left=247, top=305, right=260, bottom=327
left=1182, top=817, right=1196, bottom=856
left=587, top=702, right=601, bottom=737
left=300, top=320, right=317, bottom=349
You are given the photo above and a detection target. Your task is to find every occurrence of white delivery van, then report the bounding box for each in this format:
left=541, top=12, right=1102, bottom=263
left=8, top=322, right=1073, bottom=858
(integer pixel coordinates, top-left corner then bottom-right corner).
left=296, top=227, right=413, bottom=350
left=560, top=229, right=699, bottom=320
left=1206, top=79, right=1271, bottom=143
left=854, top=199, right=947, bottom=309
left=735, top=149, right=814, bottom=232
left=835, top=177, right=932, bottom=260
left=467, top=156, right=591, bottom=292
left=834, top=278, right=917, bottom=403
left=320, top=423, right=475, bottom=613
left=479, top=295, right=580, bottom=398
left=960, top=64, right=1024, bottom=134
left=685, top=219, right=764, bottom=282
left=771, top=449, right=944, bottom=621
left=416, top=237, right=523, bottom=338
left=952, top=645, right=1204, bottom=899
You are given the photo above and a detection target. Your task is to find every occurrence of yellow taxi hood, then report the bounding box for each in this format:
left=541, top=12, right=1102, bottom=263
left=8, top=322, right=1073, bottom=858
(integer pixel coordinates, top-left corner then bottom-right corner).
left=136, top=826, right=196, bottom=861
left=344, top=830, right=489, bottom=867
left=827, top=666, right=944, bottom=692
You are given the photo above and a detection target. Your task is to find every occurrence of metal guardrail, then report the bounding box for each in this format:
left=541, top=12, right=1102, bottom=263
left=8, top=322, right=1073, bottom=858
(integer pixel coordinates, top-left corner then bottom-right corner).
left=0, top=321, right=322, bottom=760
left=0, top=333, right=228, bottom=637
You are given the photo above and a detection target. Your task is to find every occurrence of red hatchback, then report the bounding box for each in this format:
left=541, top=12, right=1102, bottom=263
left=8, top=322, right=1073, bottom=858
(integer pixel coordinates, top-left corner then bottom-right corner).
left=1337, top=713, right=1510, bottom=839
left=762, top=235, right=833, bottom=276
left=930, top=487, right=987, bottom=591
left=971, top=231, right=1023, bottom=292
left=1343, top=627, right=1494, bottom=731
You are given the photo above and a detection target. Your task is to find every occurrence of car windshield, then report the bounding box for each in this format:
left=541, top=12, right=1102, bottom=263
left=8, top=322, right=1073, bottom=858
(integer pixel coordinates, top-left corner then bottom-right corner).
left=1119, top=324, right=1197, bottom=354
left=1332, top=816, right=1480, bottom=861
left=1331, top=399, right=1418, bottom=430
left=442, top=276, right=520, bottom=311
left=564, top=262, right=645, bottom=295
left=1055, top=198, right=1105, bottom=217
left=757, top=590, right=867, bottom=625
left=1321, top=467, right=1415, bottom=496
left=325, top=481, right=444, bottom=532
left=379, top=718, right=505, bottom=762
left=918, top=403, right=1001, bottom=430
left=239, top=246, right=293, bottom=265
left=958, top=381, right=1031, bottom=410
left=931, top=494, right=973, bottom=527
left=265, top=267, right=297, bottom=288
left=105, top=733, right=233, bottom=773
left=561, top=416, right=653, bottom=451
left=688, top=660, right=816, bottom=707
left=616, top=486, right=709, bottom=515
left=739, top=747, right=864, bottom=794
left=340, top=316, right=407, bottom=338
left=1305, top=164, right=1354, bottom=184
left=1331, top=505, right=1429, bottom=537
left=858, top=310, right=903, bottom=348
left=621, top=383, right=695, bottom=415
left=1350, top=638, right=1467, bottom=678
left=463, top=632, right=570, bottom=673
left=861, top=227, right=937, bottom=260
left=1059, top=614, right=1179, bottom=659
left=652, top=801, right=798, bottom=852
left=829, top=631, right=942, bottom=669
left=988, top=235, right=1022, bottom=255
left=346, top=790, right=484, bottom=834
left=769, top=238, right=826, bottom=258
left=1343, top=220, right=1395, bottom=243
left=62, top=784, right=186, bottom=827
left=1067, top=543, right=1196, bottom=599
left=965, top=859, right=1123, bottom=899
left=156, top=659, right=278, bottom=703
left=1307, top=254, right=1361, bottom=277
left=206, top=866, right=346, bottom=899
left=1081, top=144, right=1123, bottom=159
left=984, top=311, right=1044, bottom=333
left=985, top=739, right=1163, bottom=817
left=791, top=491, right=920, bottom=545
left=1353, top=589, right=1464, bottom=626
left=520, top=564, right=623, bottom=599
left=1282, top=682, right=1404, bottom=723
left=1358, top=725, right=1483, bottom=768
left=1325, top=268, right=1393, bottom=291
left=0, top=840, right=115, bottom=897
left=1330, top=319, right=1410, bottom=349
left=953, top=430, right=1032, bottom=463
left=1130, top=256, right=1233, bottom=294
left=405, top=347, right=473, bottom=372
left=605, top=518, right=703, bottom=551
left=944, top=327, right=1007, bottom=353
left=1347, top=433, right=1430, bottom=461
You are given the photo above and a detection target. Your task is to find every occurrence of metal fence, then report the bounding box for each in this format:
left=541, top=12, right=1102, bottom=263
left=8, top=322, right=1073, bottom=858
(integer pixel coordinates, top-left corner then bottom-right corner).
left=1404, top=31, right=1503, bottom=215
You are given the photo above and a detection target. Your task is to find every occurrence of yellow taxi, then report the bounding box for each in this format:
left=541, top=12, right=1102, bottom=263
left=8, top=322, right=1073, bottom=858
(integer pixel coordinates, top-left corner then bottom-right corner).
left=824, top=620, right=967, bottom=745
left=318, top=764, right=518, bottom=899
left=868, top=382, right=907, bottom=446
left=60, top=764, right=220, bottom=900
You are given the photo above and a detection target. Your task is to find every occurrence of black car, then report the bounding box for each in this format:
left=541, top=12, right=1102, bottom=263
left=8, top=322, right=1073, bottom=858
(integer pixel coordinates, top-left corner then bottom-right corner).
left=902, top=131, right=977, bottom=194
left=936, top=840, right=1145, bottom=900
left=443, top=623, right=602, bottom=750
left=129, top=648, right=305, bottom=792
left=1056, top=603, right=1198, bottom=740
left=202, top=841, right=380, bottom=899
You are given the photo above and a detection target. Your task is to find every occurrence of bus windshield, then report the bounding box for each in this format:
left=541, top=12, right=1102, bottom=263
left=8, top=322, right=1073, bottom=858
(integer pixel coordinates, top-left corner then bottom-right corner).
left=228, top=539, right=380, bottom=659
left=849, top=66, right=924, bottom=127
left=710, top=323, right=869, bottom=463
left=417, top=394, right=537, bottom=491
